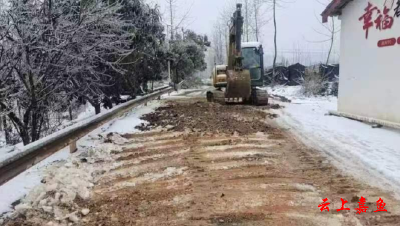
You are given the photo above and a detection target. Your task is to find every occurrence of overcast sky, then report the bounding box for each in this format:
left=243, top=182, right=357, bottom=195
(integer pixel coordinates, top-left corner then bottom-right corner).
left=148, top=0, right=340, bottom=65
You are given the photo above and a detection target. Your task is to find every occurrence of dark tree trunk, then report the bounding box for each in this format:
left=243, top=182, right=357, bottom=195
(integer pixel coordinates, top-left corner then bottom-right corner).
left=1, top=102, right=31, bottom=145
left=31, top=109, right=38, bottom=142
left=103, top=96, right=113, bottom=110
left=3, top=117, right=11, bottom=145
left=69, top=106, right=73, bottom=121
left=20, top=128, right=30, bottom=145
left=35, top=117, right=44, bottom=141
left=91, top=95, right=101, bottom=115
left=94, top=104, right=101, bottom=115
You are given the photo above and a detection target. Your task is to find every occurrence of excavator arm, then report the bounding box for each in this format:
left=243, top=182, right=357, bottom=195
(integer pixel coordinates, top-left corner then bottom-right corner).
left=225, top=3, right=251, bottom=100
left=207, top=3, right=268, bottom=105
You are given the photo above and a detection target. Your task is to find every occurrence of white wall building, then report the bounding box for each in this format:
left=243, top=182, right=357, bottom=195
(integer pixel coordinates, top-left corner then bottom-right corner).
left=322, top=0, right=400, bottom=125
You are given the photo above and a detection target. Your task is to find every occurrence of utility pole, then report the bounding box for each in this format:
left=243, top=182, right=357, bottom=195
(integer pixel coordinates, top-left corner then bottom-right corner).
left=167, top=25, right=172, bottom=84
left=166, top=0, right=176, bottom=86
left=272, top=0, right=277, bottom=83
left=169, top=0, right=174, bottom=41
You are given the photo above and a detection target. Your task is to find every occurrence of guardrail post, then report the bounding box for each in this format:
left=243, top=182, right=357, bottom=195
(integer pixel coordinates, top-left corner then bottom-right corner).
left=70, top=140, right=78, bottom=153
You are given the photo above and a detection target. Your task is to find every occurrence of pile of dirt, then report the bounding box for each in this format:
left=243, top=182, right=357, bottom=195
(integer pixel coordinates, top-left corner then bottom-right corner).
left=136, top=101, right=277, bottom=135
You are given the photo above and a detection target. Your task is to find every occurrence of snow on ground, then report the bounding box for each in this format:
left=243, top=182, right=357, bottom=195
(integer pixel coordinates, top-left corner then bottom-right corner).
left=0, top=103, right=105, bottom=164
left=106, top=101, right=161, bottom=134
left=0, top=132, right=5, bottom=146
left=0, top=89, right=161, bottom=163
left=0, top=99, right=163, bottom=217
left=0, top=148, right=70, bottom=214
left=162, top=89, right=204, bottom=100
left=0, top=131, right=19, bottom=164
left=266, top=85, right=303, bottom=99
left=267, top=85, right=400, bottom=199
left=0, top=144, right=24, bottom=164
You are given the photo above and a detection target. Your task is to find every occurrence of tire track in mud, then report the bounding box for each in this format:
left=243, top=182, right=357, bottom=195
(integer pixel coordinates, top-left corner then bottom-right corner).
left=80, top=100, right=400, bottom=226
left=6, top=99, right=400, bottom=226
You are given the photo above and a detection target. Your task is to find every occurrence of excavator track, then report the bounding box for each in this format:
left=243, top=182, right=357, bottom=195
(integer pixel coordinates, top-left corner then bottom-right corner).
left=207, top=89, right=268, bottom=106
left=252, top=89, right=269, bottom=106
left=207, top=90, right=226, bottom=104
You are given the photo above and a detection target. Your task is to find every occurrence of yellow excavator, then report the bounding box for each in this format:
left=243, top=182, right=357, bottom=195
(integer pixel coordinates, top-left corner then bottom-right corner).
left=207, top=4, right=268, bottom=105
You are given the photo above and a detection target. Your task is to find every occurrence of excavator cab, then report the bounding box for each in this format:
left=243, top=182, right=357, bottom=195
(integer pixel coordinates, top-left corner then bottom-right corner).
left=241, top=42, right=264, bottom=87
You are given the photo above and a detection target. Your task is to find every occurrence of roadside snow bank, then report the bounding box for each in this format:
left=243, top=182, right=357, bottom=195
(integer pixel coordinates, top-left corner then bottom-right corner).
left=106, top=101, right=161, bottom=134
left=1, top=100, right=162, bottom=222
left=3, top=133, right=126, bottom=225
left=266, top=86, right=302, bottom=99
left=267, top=86, right=400, bottom=199
left=0, top=148, right=69, bottom=215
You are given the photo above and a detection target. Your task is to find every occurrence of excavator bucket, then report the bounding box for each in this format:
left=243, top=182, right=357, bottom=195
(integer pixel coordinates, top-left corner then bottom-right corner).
left=225, top=69, right=251, bottom=102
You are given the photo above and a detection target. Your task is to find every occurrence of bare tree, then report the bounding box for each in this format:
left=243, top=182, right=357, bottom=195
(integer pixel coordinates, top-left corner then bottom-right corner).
left=216, top=2, right=237, bottom=65
left=212, top=21, right=226, bottom=64
left=325, top=18, right=336, bottom=65
left=0, top=0, right=137, bottom=144
left=292, top=42, right=304, bottom=64
left=310, top=0, right=340, bottom=65
left=314, top=16, right=339, bottom=65
left=244, top=0, right=250, bottom=42
left=165, top=0, right=193, bottom=41
left=222, top=0, right=270, bottom=42
left=166, top=0, right=177, bottom=40
left=263, top=0, right=292, bottom=84
left=272, top=0, right=277, bottom=81
left=251, top=0, right=271, bottom=42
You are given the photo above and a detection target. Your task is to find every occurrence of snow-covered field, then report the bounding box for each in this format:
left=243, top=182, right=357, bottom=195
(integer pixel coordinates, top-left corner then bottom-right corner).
left=0, top=99, right=162, bottom=216
left=268, top=86, right=400, bottom=199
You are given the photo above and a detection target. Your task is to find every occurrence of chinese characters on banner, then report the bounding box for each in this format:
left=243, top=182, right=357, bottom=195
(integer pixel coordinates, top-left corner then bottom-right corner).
left=359, top=1, right=400, bottom=39
left=319, top=197, right=388, bottom=214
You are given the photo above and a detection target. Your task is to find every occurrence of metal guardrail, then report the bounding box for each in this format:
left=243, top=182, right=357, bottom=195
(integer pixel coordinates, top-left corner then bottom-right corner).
left=0, top=86, right=173, bottom=186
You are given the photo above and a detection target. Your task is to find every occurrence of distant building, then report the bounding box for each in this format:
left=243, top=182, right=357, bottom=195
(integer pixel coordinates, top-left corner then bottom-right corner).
left=322, top=0, right=400, bottom=125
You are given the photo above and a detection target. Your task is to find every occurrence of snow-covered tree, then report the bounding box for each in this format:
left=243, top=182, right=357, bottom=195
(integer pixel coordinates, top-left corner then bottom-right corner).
left=0, top=0, right=167, bottom=145
left=169, top=31, right=207, bottom=83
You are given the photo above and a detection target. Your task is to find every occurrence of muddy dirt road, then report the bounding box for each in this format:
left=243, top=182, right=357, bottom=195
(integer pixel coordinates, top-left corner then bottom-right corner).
left=6, top=95, right=400, bottom=226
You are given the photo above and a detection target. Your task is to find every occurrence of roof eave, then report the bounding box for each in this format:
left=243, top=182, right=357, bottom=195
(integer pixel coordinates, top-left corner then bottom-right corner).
left=321, top=0, right=352, bottom=23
